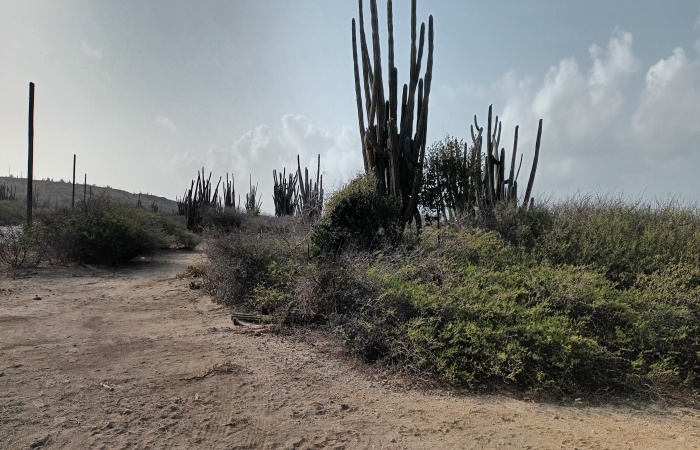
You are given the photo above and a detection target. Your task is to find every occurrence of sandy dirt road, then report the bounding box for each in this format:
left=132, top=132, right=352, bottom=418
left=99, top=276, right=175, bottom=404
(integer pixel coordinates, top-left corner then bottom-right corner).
left=1, top=248, right=699, bottom=449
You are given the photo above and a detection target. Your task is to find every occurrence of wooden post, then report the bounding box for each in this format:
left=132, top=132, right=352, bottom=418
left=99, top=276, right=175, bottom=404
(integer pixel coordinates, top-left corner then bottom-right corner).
left=27, top=82, right=35, bottom=226
left=83, top=173, right=87, bottom=202
left=72, top=154, right=76, bottom=208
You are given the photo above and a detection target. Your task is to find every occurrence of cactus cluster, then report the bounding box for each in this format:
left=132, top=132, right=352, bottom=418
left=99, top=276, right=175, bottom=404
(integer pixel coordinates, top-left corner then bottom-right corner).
left=272, top=154, right=324, bottom=222
left=423, top=105, right=543, bottom=223
left=272, top=167, right=297, bottom=217
left=468, top=105, right=543, bottom=210
left=296, top=154, right=324, bottom=222
left=352, top=0, right=433, bottom=228
left=177, top=168, right=237, bottom=230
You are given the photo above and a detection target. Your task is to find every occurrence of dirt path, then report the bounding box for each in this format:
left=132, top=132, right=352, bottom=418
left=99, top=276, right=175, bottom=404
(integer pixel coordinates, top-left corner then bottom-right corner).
left=1, top=249, right=699, bottom=449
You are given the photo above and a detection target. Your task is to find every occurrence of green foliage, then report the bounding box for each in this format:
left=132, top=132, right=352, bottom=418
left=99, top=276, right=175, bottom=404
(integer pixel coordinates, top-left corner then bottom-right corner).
left=205, top=217, right=309, bottom=317
left=311, top=173, right=401, bottom=254
left=204, top=194, right=700, bottom=400
left=36, top=197, right=196, bottom=265
left=422, top=136, right=475, bottom=222
left=534, top=196, right=700, bottom=288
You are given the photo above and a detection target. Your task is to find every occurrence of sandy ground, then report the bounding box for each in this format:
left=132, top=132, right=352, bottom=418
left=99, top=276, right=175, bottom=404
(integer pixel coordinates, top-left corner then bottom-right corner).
left=1, top=248, right=700, bottom=450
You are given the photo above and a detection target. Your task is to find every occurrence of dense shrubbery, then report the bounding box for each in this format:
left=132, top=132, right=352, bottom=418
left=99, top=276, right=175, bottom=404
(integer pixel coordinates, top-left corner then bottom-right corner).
left=206, top=215, right=313, bottom=319
left=204, top=194, right=700, bottom=400
left=38, top=197, right=200, bottom=265
left=0, top=197, right=199, bottom=268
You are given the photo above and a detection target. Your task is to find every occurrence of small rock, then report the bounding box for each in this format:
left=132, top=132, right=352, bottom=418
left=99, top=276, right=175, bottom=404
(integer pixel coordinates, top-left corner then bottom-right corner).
left=105, top=421, right=114, bottom=429
left=340, top=403, right=350, bottom=411
left=390, top=437, right=397, bottom=443
left=32, top=295, right=42, bottom=301
left=29, top=434, right=50, bottom=448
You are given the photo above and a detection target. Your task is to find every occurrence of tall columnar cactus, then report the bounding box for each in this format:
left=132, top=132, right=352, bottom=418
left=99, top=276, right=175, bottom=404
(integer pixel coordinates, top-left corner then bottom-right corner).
left=245, top=175, right=261, bottom=214
left=224, top=173, right=236, bottom=209
left=272, top=167, right=298, bottom=217
left=352, top=0, right=434, bottom=228
left=469, top=105, right=543, bottom=210
left=296, top=154, right=324, bottom=222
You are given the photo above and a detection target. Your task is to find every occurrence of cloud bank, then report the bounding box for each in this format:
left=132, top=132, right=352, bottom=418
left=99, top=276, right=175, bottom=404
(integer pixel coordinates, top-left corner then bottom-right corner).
left=494, top=26, right=700, bottom=201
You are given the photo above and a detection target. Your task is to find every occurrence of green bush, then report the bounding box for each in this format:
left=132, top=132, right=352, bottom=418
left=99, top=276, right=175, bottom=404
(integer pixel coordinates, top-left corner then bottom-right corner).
left=311, top=173, right=400, bottom=254
left=204, top=194, right=700, bottom=400
left=36, top=197, right=195, bottom=265
left=206, top=217, right=309, bottom=316
left=328, top=222, right=700, bottom=396
left=534, top=196, right=700, bottom=288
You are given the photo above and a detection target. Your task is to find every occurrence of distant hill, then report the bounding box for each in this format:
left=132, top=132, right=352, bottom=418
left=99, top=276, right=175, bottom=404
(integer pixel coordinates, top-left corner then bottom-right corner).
left=0, top=176, right=179, bottom=214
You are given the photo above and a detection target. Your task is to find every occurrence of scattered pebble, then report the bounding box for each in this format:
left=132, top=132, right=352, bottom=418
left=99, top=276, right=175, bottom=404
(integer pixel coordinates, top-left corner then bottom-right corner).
left=33, top=295, right=42, bottom=301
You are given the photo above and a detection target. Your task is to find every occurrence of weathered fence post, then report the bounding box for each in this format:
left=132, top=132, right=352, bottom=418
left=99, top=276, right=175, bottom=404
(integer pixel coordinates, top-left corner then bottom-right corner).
left=27, top=82, right=35, bottom=226
left=72, top=154, right=76, bottom=208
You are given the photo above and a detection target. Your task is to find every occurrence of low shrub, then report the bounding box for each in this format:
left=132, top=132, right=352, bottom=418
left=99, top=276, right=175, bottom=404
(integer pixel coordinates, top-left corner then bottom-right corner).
left=534, top=196, right=700, bottom=288
left=206, top=217, right=310, bottom=317
left=0, top=225, right=44, bottom=268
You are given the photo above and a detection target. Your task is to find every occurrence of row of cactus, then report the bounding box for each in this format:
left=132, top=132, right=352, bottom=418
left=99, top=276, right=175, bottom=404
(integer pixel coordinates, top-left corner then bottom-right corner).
left=272, top=154, right=324, bottom=222
left=0, top=183, right=17, bottom=201
left=351, top=0, right=434, bottom=228
left=177, top=168, right=238, bottom=230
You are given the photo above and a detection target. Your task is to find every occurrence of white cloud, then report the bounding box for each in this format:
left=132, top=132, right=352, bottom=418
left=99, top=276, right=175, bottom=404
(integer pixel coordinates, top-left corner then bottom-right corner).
left=631, top=47, right=700, bottom=156
left=81, top=40, right=102, bottom=60
left=171, top=115, right=363, bottom=213
left=490, top=27, right=700, bottom=200
left=155, top=115, right=177, bottom=131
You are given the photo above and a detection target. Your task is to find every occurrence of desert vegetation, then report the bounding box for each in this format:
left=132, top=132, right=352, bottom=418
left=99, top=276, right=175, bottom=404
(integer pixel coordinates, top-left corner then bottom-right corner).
left=0, top=196, right=199, bottom=268
left=204, top=189, right=700, bottom=399
left=199, top=0, right=700, bottom=402
left=4, top=0, right=697, bottom=404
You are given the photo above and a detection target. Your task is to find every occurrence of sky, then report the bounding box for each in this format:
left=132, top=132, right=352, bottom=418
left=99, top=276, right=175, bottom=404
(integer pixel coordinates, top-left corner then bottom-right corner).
left=2, top=1, right=700, bottom=212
